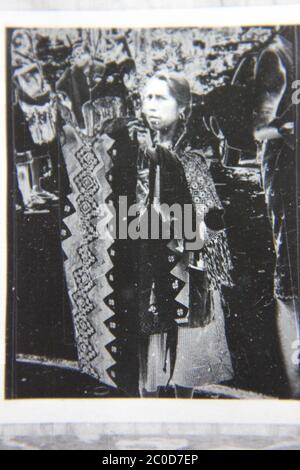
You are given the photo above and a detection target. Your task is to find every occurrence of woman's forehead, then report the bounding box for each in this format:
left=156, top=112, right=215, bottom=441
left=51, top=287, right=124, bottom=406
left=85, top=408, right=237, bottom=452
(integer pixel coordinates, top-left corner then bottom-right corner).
left=143, top=77, right=171, bottom=96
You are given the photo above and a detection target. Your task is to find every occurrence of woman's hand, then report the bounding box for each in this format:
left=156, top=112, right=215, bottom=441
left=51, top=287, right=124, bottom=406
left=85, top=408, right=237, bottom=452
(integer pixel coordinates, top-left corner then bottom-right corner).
left=254, top=122, right=294, bottom=149
left=254, top=125, right=281, bottom=142
left=279, top=122, right=295, bottom=149
left=280, top=122, right=294, bottom=135
left=127, top=119, right=154, bottom=151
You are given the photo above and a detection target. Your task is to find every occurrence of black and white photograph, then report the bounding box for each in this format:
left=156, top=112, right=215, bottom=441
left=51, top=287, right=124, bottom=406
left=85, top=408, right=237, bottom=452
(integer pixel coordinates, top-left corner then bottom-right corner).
left=5, top=20, right=300, bottom=405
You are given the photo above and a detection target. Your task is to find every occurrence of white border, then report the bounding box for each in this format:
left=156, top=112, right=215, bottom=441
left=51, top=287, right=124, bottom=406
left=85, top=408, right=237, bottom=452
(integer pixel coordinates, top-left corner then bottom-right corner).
left=2, top=5, right=300, bottom=29
left=1, top=5, right=300, bottom=425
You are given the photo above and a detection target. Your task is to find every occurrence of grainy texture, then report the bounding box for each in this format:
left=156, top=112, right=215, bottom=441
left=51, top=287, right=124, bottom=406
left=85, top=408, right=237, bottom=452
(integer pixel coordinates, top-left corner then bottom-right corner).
left=2, top=0, right=300, bottom=451
left=0, top=0, right=299, bottom=10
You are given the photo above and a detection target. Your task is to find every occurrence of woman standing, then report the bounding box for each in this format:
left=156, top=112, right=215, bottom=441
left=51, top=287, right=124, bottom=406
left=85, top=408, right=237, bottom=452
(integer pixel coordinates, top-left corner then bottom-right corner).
left=59, top=67, right=234, bottom=398
left=125, top=72, right=234, bottom=398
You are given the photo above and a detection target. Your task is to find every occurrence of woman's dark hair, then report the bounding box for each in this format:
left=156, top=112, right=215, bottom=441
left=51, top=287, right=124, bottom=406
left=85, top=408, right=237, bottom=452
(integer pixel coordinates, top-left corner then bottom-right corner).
left=153, top=72, right=192, bottom=119
left=119, top=58, right=136, bottom=77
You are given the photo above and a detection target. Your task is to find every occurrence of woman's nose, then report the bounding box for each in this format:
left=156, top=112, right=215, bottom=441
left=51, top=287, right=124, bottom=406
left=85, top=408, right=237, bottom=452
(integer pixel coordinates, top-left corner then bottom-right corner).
left=148, top=106, right=157, bottom=113
left=148, top=98, right=158, bottom=111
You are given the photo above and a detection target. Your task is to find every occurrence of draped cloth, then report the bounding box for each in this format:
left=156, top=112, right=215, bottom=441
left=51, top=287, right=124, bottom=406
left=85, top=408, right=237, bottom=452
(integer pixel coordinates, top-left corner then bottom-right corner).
left=136, top=143, right=233, bottom=389
left=137, top=146, right=233, bottom=332
left=180, top=150, right=233, bottom=290
left=59, top=95, right=143, bottom=395
left=60, top=123, right=118, bottom=388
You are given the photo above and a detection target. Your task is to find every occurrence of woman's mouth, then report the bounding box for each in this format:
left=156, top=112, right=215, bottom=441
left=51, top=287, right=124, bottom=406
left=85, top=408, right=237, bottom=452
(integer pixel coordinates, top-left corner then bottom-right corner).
left=148, top=116, right=161, bottom=125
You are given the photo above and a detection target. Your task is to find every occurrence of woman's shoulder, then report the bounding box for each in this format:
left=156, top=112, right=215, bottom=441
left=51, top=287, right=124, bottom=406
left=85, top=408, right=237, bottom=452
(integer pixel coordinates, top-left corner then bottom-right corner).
left=180, top=147, right=210, bottom=170
left=184, top=148, right=206, bottom=159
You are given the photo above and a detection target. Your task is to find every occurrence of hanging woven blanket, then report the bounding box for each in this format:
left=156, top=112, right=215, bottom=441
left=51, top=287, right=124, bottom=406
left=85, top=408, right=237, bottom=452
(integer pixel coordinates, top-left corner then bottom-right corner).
left=60, top=122, right=118, bottom=388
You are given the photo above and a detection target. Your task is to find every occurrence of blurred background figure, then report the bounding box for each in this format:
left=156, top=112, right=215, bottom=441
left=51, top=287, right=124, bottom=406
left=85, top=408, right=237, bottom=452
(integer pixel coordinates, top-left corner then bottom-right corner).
left=13, top=60, right=60, bottom=211
left=253, top=27, right=300, bottom=397
left=11, top=29, right=36, bottom=68
left=56, top=39, right=105, bottom=130
left=56, top=34, right=137, bottom=136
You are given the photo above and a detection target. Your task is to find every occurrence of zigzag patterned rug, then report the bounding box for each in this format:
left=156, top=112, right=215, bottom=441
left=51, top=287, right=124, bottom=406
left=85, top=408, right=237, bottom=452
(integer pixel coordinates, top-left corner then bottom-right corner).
left=61, top=125, right=117, bottom=388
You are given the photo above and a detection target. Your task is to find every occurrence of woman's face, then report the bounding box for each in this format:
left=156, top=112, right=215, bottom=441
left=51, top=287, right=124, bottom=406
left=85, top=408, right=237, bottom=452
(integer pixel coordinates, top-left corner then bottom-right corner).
left=142, top=77, right=182, bottom=131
